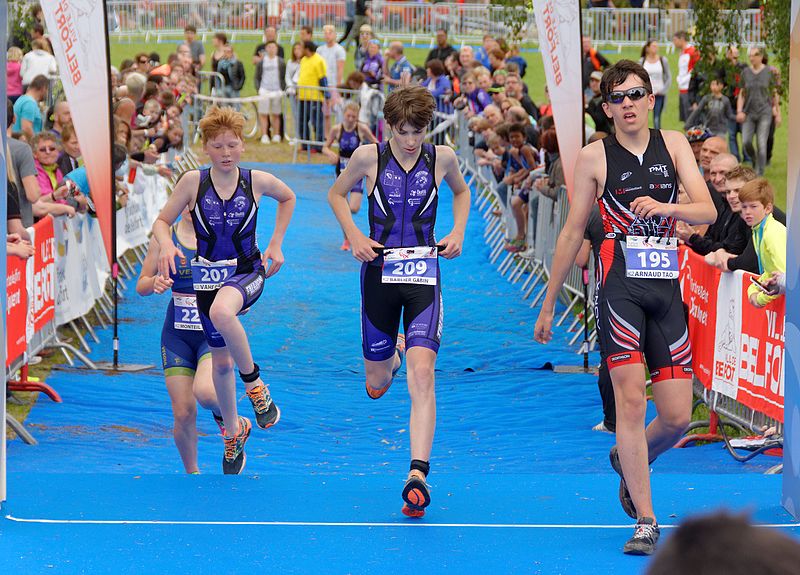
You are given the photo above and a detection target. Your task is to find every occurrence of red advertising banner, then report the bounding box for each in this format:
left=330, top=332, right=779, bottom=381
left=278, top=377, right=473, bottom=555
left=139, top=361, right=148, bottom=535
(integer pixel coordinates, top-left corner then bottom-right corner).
left=736, top=276, right=785, bottom=422
left=6, top=255, right=27, bottom=367
left=679, top=247, right=720, bottom=389
left=32, top=217, right=56, bottom=331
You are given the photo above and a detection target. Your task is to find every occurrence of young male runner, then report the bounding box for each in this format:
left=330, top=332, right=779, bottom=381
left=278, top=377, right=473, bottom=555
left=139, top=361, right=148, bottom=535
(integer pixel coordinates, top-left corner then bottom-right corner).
left=327, top=86, right=470, bottom=517
left=153, top=107, right=296, bottom=474
left=533, top=61, right=716, bottom=555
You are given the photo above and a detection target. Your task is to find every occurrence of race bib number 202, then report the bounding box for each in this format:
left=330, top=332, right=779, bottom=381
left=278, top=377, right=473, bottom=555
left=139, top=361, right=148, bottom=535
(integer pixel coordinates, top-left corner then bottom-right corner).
left=624, top=236, right=679, bottom=279
left=382, top=247, right=438, bottom=285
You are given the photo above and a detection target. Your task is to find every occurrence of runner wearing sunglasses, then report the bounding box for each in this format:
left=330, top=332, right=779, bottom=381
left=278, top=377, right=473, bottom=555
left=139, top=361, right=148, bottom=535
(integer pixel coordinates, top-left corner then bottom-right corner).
left=534, top=60, right=715, bottom=555
left=328, top=86, right=470, bottom=518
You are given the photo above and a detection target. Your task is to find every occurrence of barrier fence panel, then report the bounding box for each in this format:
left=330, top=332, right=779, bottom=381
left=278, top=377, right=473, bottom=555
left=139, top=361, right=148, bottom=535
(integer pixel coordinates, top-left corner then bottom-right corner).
left=102, top=2, right=764, bottom=48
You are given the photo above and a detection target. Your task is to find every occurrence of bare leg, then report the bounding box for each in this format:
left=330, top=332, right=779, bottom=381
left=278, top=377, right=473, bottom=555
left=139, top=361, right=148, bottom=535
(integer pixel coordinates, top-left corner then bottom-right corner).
left=270, top=113, right=281, bottom=138
left=511, top=196, right=526, bottom=241
left=611, top=363, right=653, bottom=520
left=365, top=352, right=401, bottom=393
left=209, top=347, right=238, bottom=436
left=165, top=374, right=199, bottom=473
left=611, top=363, right=693, bottom=522
left=259, top=114, right=269, bottom=139
left=406, top=347, right=437, bottom=461
left=208, top=286, right=261, bottom=390
left=192, top=356, right=221, bottom=417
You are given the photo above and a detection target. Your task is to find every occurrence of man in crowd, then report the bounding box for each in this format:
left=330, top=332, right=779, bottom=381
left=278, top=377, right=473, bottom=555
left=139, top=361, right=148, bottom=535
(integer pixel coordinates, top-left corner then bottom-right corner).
left=384, top=41, right=415, bottom=92
left=582, top=35, right=610, bottom=93
left=254, top=26, right=285, bottom=62
left=184, top=25, right=206, bottom=70
left=672, top=31, right=699, bottom=122
left=426, top=28, right=457, bottom=65
left=49, top=100, right=71, bottom=138
left=13, top=75, right=49, bottom=141
left=504, top=73, right=538, bottom=122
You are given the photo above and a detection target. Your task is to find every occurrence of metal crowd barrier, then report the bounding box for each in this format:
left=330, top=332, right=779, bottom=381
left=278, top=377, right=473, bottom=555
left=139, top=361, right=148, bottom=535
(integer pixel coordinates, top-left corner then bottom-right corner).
left=5, top=150, right=191, bottom=445
left=455, top=115, right=594, bottom=355
left=102, top=2, right=764, bottom=49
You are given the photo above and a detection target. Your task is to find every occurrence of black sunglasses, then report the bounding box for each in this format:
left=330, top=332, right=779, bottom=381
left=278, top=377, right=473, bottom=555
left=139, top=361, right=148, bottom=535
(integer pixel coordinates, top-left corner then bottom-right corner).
left=606, top=86, right=650, bottom=104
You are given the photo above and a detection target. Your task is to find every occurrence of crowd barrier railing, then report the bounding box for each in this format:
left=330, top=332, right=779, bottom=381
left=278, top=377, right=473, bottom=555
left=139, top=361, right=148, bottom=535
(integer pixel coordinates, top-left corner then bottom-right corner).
left=104, top=2, right=764, bottom=49
left=4, top=152, right=186, bottom=443
left=678, top=248, right=784, bottom=442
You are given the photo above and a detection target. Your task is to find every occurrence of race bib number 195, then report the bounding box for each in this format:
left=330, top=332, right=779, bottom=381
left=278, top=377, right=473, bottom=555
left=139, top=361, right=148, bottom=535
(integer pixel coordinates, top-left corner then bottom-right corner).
left=191, top=257, right=238, bottom=291
left=382, top=247, right=438, bottom=285
left=624, top=236, right=679, bottom=279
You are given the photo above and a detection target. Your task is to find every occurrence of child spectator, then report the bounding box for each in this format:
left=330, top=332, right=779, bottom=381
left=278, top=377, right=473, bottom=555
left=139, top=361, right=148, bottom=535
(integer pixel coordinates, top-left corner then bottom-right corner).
left=684, top=77, right=735, bottom=138
left=6, top=47, right=24, bottom=103
left=740, top=178, right=785, bottom=308
left=503, top=123, right=537, bottom=252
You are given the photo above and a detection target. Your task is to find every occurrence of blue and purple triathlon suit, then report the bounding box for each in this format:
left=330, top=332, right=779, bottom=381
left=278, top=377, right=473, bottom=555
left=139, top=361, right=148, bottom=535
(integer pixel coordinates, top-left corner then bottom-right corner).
left=361, top=142, right=443, bottom=361
left=161, top=227, right=210, bottom=374
left=336, top=126, right=364, bottom=194
left=190, top=167, right=265, bottom=348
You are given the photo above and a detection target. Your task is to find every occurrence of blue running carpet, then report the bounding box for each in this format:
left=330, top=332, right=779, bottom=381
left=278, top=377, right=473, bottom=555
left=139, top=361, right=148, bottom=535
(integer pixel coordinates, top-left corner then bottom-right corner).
left=3, top=163, right=797, bottom=574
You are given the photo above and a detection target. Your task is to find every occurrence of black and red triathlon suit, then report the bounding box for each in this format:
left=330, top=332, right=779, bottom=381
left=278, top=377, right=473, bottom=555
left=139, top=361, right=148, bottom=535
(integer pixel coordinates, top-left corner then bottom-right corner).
left=595, top=129, right=692, bottom=382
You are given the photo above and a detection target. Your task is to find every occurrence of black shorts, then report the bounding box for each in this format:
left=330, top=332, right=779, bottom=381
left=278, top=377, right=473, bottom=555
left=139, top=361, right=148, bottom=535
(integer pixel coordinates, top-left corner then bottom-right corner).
left=360, top=262, right=443, bottom=361
left=195, top=265, right=265, bottom=348
left=594, top=238, right=692, bottom=382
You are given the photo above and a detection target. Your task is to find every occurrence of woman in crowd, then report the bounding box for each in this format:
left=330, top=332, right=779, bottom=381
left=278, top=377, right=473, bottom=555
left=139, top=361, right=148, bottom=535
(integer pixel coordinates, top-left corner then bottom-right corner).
left=640, top=40, right=671, bottom=130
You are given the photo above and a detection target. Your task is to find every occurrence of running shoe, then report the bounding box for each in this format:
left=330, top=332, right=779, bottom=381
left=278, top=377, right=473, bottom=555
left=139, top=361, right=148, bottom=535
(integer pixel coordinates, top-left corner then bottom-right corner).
left=271, top=134, right=281, bottom=143
left=592, top=421, right=614, bottom=434
left=213, top=413, right=226, bottom=435
left=623, top=517, right=660, bottom=555
left=610, top=445, right=637, bottom=519
left=401, top=473, right=431, bottom=518
left=260, top=135, right=270, bottom=145
left=222, top=416, right=251, bottom=475
left=340, top=239, right=351, bottom=251
left=246, top=383, right=281, bottom=429
left=366, top=335, right=405, bottom=399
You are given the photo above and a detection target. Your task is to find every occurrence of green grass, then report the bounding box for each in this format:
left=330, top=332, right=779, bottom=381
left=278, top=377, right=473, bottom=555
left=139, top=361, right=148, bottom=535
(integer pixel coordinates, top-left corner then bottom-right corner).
left=110, top=39, right=788, bottom=208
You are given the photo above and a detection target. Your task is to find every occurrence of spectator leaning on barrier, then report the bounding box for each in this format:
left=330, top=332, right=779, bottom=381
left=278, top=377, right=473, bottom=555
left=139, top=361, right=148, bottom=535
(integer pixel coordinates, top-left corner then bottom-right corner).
left=504, top=73, right=538, bottom=122
left=57, top=122, right=82, bottom=176
left=6, top=178, right=34, bottom=259
left=297, top=40, right=328, bottom=152
left=698, top=136, right=728, bottom=180
left=737, top=178, right=785, bottom=308
left=7, top=99, right=42, bottom=228
left=13, top=74, right=49, bottom=141
left=679, top=155, right=749, bottom=257
left=49, top=100, right=71, bottom=138
left=426, top=28, right=457, bottom=66
left=256, top=40, right=286, bottom=144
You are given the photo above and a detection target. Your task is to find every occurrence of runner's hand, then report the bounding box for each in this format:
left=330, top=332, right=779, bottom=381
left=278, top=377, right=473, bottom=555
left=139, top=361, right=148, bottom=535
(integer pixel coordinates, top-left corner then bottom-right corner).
left=153, top=275, right=173, bottom=294
left=630, top=196, right=673, bottom=219
left=534, top=309, right=554, bottom=344
left=158, top=241, right=185, bottom=277
left=349, top=232, right=383, bottom=262
left=262, top=243, right=285, bottom=278
left=438, top=231, right=464, bottom=259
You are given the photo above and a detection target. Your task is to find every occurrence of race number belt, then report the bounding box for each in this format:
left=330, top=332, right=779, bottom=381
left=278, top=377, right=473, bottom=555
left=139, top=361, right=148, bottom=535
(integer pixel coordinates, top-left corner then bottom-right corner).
left=624, top=236, right=679, bottom=279
left=172, top=293, right=202, bottom=331
left=191, top=256, right=238, bottom=291
left=382, top=246, right=438, bottom=285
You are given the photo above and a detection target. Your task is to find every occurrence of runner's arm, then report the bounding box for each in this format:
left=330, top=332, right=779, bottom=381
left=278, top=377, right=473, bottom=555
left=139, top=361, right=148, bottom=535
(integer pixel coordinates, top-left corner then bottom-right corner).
left=327, top=144, right=382, bottom=261
left=438, top=146, right=470, bottom=259
left=322, top=125, right=341, bottom=164
left=136, top=237, right=173, bottom=295
left=153, top=170, right=196, bottom=276
left=534, top=144, right=601, bottom=343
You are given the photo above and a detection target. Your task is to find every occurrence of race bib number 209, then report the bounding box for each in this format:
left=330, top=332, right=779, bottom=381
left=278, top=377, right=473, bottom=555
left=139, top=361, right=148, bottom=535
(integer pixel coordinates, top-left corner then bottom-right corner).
left=382, top=247, right=438, bottom=285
